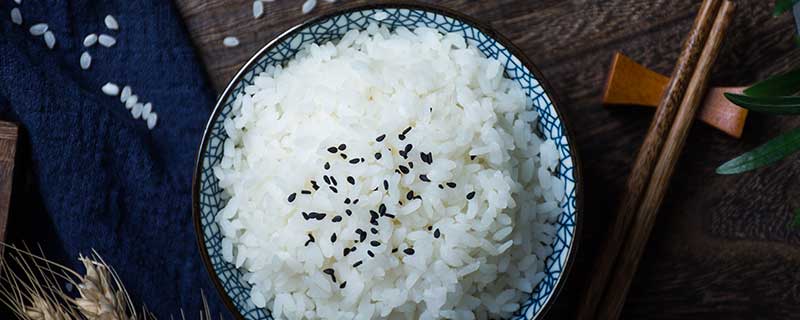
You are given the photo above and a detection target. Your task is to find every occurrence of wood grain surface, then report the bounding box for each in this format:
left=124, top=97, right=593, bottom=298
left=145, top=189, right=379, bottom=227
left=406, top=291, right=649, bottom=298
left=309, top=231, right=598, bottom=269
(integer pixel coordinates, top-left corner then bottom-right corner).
left=0, top=121, right=17, bottom=251
left=174, top=0, right=800, bottom=318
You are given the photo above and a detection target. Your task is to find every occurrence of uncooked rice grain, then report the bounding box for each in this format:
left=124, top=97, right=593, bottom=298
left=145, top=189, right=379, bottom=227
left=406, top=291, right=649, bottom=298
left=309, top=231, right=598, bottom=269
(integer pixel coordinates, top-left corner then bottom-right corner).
left=301, top=0, right=316, bottom=14
left=146, top=113, right=158, bottom=130
left=121, top=86, right=132, bottom=103
left=29, top=23, right=48, bottom=36
left=101, top=83, right=119, bottom=96
left=214, top=26, right=565, bottom=320
left=80, top=52, right=92, bottom=70
left=98, top=34, right=116, bottom=47
left=43, top=31, right=55, bottom=49
left=223, top=36, right=240, bottom=47
left=10, top=8, right=22, bottom=25
left=253, top=1, right=264, bottom=18
left=83, top=33, right=98, bottom=47
left=104, top=14, right=119, bottom=30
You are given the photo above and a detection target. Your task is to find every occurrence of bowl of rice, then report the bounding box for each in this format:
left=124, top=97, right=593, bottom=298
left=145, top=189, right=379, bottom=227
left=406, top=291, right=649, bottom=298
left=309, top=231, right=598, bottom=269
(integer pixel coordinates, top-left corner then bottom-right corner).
left=193, top=3, right=582, bottom=320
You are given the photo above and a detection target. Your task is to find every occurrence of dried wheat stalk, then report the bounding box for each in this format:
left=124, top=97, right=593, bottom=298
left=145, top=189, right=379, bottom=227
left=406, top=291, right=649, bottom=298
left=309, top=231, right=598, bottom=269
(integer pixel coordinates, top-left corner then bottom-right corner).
left=0, top=243, right=213, bottom=320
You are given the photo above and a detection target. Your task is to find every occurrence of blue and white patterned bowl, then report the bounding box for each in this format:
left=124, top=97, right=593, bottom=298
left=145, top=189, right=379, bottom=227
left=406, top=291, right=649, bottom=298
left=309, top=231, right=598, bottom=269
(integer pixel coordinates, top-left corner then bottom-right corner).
left=193, top=3, right=582, bottom=319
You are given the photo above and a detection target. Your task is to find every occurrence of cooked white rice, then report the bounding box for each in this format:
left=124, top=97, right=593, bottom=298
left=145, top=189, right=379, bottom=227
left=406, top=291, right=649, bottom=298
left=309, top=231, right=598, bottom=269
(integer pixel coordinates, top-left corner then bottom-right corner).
left=214, top=25, right=564, bottom=320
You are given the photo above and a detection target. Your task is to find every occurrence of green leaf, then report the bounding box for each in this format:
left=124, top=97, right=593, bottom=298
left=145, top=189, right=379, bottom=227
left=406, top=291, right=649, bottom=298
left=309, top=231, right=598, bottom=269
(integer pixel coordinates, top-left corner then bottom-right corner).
left=743, top=68, right=800, bottom=97
left=775, top=0, right=800, bottom=15
left=793, top=208, right=800, bottom=228
left=725, top=93, right=800, bottom=114
left=716, top=127, right=800, bottom=174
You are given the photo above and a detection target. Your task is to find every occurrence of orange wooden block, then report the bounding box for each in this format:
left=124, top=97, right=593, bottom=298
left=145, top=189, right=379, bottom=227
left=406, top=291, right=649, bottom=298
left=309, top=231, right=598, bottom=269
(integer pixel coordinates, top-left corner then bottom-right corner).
left=602, top=52, right=748, bottom=138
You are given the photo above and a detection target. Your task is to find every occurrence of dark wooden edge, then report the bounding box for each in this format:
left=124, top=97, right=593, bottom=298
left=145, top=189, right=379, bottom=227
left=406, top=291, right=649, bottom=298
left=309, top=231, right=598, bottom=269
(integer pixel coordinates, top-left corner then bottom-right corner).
left=191, top=2, right=585, bottom=319
left=0, top=121, right=18, bottom=252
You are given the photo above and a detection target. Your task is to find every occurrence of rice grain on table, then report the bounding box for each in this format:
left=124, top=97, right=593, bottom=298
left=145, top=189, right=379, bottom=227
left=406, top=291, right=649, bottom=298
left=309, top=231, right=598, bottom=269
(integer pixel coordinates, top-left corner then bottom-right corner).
left=214, top=26, right=564, bottom=320
left=29, top=23, right=48, bottom=36
left=101, top=83, right=119, bottom=96
left=43, top=31, right=56, bottom=49
left=301, top=0, right=316, bottom=14
left=83, top=34, right=98, bottom=47
left=80, top=52, right=92, bottom=70
left=98, top=34, right=116, bottom=47
left=10, top=8, right=22, bottom=25
left=131, top=103, right=143, bottom=119
left=125, top=95, right=138, bottom=109
left=120, top=86, right=131, bottom=103
left=253, top=1, right=264, bottom=18
left=104, top=15, right=119, bottom=30
left=223, top=36, right=239, bottom=47
left=146, top=113, right=158, bottom=130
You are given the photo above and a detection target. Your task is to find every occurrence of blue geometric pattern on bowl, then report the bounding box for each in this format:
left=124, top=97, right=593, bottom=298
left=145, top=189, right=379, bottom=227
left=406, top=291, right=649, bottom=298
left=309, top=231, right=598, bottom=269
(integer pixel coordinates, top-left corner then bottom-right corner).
left=196, top=6, right=579, bottom=320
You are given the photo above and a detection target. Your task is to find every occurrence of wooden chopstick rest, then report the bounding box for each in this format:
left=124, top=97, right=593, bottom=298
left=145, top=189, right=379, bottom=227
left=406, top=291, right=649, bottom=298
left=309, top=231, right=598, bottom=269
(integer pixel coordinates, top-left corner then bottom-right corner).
left=603, top=52, right=747, bottom=138
left=0, top=120, right=18, bottom=255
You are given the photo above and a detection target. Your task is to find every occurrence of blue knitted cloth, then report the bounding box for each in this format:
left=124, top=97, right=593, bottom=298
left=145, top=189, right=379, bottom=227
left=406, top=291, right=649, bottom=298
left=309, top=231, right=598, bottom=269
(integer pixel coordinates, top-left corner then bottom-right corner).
left=0, top=0, right=227, bottom=317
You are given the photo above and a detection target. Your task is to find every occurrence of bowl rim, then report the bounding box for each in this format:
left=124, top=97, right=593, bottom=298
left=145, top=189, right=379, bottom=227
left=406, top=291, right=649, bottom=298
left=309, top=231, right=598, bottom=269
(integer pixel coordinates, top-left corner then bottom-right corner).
left=192, top=2, right=584, bottom=319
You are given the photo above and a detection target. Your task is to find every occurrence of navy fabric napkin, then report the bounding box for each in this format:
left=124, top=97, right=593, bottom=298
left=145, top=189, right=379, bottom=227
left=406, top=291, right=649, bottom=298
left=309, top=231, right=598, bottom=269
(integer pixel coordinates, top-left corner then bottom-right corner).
left=0, top=0, right=227, bottom=317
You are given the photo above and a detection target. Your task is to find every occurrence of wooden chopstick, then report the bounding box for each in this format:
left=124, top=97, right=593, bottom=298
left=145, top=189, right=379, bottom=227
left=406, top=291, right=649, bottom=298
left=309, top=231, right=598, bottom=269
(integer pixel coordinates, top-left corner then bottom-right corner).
left=0, top=121, right=18, bottom=255
left=576, top=0, right=722, bottom=318
left=596, top=2, right=736, bottom=319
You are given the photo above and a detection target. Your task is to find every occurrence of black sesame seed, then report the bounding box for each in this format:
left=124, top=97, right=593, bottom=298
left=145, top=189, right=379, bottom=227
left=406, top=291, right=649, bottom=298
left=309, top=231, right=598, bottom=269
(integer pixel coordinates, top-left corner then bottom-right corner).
left=311, top=181, right=320, bottom=190
left=323, top=175, right=331, bottom=184
left=403, top=248, right=415, bottom=255
left=383, top=213, right=395, bottom=218
left=370, top=210, right=379, bottom=220
left=406, top=191, right=414, bottom=201
left=470, top=155, right=476, bottom=160
left=392, top=248, right=399, bottom=253
left=330, top=176, right=338, bottom=186
left=398, top=200, right=404, bottom=206
left=327, top=147, right=338, bottom=153
left=370, top=241, right=380, bottom=247
left=398, top=165, right=410, bottom=174
left=329, top=186, right=338, bottom=193
left=374, top=152, right=382, bottom=160
left=323, top=268, right=337, bottom=282
left=347, top=176, right=355, bottom=185
left=302, top=212, right=310, bottom=220
left=305, top=234, right=315, bottom=246
left=324, top=162, right=331, bottom=170
left=438, top=184, right=444, bottom=189
left=446, top=182, right=457, bottom=188
left=340, top=153, right=348, bottom=159
left=351, top=246, right=357, bottom=252
left=383, top=180, right=389, bottom=190
left=373, top=187, right=379, bottom=192
left=288, top=193, right=297, bottom=203
left=332, top=215, right=343, bottom=223
left=370, top=228, right=378, bottom=234
left=353, top=199, right=359, bottom=204
left=427, top=226, right=433, bottom=231
left=402, top=126, right=412, bottom=135
left=344, top=247, right=351, bottom=256
left=370, top=219, right=379, bottom=226
left=316, top=212, right=328, bottom=220
left=331, top=233, right=337, bottom=242
left=466, top=191, right=476, bottom=200
left=344, top=198, right=351, bottom=204
left=398, top=134, right=406, bottom=141
left=361, top=158, right=365, bottom=162
left=404, top=144, right=413, bottom=153
left=353, top=261, right=363, bottom=268
left=338, top=144, right=347, bottom=151
left=301, top=190, right=312, bottom=194
left=395, top=169, right=402, bottom=174
left=399, top=150, right=407, bottom=159
left=356, top=229, right=367, bottom=242
left=434, top=229, right=441, bottom=238
left=349, top=158, right=360, bottom=164
left=376, top=134, right=386, bottom=142
left=408, top=162, right=414, bottom=169
left=339, top=281, right=347, bottom=289
left=379, top=204, right=386, bottom=214
left=419, top=174, right=430, bottom=182
left=367, top=250, right=375, bottom=258
left=345, top=209, right=353, bottom=216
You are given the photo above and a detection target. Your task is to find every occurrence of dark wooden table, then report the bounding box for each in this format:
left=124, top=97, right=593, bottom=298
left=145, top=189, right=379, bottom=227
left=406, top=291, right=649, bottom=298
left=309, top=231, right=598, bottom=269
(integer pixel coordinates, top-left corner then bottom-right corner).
left=175, top=1, right=800, bottom=318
